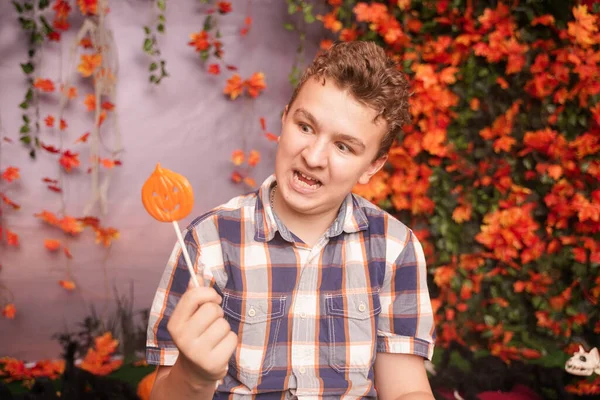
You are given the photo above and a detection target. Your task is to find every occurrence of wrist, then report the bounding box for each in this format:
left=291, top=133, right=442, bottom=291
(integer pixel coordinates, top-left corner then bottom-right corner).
left=171, top=357, right=217, bottom=393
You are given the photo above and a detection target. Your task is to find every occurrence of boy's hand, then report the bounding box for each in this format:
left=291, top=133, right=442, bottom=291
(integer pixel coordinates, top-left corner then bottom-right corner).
left=167, top=286, right=237, bottom=386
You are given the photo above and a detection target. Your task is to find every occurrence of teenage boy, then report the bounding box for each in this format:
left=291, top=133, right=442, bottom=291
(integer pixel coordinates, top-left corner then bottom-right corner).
left=147, top=40, right=436, bottom=400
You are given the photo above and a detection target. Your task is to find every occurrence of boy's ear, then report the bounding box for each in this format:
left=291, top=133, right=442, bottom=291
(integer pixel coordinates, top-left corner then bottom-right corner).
left=281, top=105, right=289, bottom=125
left=358, top=155, right=387, bottom=185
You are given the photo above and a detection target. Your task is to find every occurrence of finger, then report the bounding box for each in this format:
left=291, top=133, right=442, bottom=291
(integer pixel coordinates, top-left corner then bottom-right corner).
left=171, top=287, right=222, bottom=322
left=209, top=331, right=238, bottom=367
left=199, top=317, right=232, bottom=349
left=187, top=301, right=225, bottom=337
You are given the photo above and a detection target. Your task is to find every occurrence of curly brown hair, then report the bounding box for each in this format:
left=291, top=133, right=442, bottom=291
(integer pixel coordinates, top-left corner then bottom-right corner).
left=287, top=40, right=411, bottom=160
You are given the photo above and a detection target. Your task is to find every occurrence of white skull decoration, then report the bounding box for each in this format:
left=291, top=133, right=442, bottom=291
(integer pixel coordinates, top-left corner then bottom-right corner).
left=565, top=346, right=600, bottom=376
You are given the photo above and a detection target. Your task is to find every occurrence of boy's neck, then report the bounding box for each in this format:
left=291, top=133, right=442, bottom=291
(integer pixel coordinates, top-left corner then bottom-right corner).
left=271, top=185, right=341, bottom=247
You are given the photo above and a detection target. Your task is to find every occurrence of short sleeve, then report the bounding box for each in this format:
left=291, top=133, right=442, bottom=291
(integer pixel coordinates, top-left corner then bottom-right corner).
left=376, top=230, right=436, bottom=360
left=145, top=215, right=224, bottom=366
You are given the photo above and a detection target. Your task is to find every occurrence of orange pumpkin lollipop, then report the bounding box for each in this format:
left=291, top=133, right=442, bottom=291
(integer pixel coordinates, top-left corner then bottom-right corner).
left=142, top=163, right=200, bottom=287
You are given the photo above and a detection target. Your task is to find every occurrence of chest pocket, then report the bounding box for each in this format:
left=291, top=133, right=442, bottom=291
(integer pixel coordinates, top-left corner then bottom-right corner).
left=222, top=292, right=287, bottom=383
left=324, top=292, right=381, bottom=372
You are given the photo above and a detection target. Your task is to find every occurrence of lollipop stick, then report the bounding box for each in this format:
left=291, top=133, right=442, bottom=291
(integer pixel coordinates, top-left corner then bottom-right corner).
left=172, top=221, right=201, bottom=288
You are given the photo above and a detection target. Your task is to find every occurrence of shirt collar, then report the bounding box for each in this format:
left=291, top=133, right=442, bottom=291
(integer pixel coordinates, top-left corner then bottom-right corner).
left=254, top=174, right=369, bottom=243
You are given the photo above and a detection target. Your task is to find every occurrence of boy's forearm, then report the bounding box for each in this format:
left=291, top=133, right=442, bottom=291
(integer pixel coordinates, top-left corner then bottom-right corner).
left=150, top=360, right=217, bottom=400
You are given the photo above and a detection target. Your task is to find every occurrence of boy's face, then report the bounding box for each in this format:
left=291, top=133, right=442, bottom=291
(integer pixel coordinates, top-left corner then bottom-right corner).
left=275, top=77, right=387, bottom=218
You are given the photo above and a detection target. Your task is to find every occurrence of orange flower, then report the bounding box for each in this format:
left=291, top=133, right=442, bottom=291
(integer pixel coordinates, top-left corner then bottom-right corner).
left=80, top=332, right=122, bottom=376
left=224, top=74, right=244, bottom=100
left=77, top=54, right=102, bottom=77
left=319, top=12, right=342, bottom=32
left=452, top=203, right=472, bottom=223
left=33, top=78, right=55, bottom=92
left=247, top=150, right=260, bottom=167
left=320, top=39, right=334, bottom=50
left=59, top=119, right=68, bottom=130
left=1, top=166, right=20, bottom=182
left=231, top=171, right=243, bottom=183
left=44, top=239, right=61, bottom=251
left=2, top=303, right=16, bottom=319
left=59, top=280, right=76, bottom=291
left=245, top=72, right=266, bottom=98
left=352, top=170, right=390, bottom=204
left=59, top=150, right=80, bottom=172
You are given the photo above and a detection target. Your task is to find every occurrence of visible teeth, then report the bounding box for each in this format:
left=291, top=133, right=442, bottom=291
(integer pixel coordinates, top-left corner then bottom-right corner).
left=294, top=171, right=321, bottom=188
left=300, top=172, right=317, bottom=182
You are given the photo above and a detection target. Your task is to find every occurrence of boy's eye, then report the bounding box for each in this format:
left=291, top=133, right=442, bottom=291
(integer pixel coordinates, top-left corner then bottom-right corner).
left=336, top=143, right=351, bottom=153
left=299, top=123, right=312, bottom=133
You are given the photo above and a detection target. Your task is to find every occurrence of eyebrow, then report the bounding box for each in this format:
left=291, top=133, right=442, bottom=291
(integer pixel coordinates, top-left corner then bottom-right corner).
left=293, top=107, right=367, bottom=152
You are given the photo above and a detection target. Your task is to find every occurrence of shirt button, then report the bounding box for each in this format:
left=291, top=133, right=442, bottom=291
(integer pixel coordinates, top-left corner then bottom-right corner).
left=300, top=312, right=307, bottom=319
left=248, top=308, right=256, bottom=317
left=299, top=367, right=306, bottom=374
left=358, top=302, right=366, bottom=312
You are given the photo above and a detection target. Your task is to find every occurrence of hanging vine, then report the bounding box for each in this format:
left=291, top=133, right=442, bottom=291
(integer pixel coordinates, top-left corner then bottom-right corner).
left=143, top=0, right=168, bottom=84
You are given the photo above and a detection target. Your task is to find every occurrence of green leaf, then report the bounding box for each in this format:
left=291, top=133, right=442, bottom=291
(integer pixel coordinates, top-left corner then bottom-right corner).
left=283, top=23, right=294, bottom=31
left=12, top=2, right=23, bottom=13
left=29, top=148, right=36, bottom=159
left=25, top=88, right=33, bottom=101
left=149, top=75, right=157, bottom=83
left=20, top=125, right=31, bottom=134
left=143, top=38, right=153, bottom=52
left=143, top=26, right=151, bottom=35
left=23, top=115, right=30, bottom=123
left=157, top=0, right=166, bottom=11
left=149, top=62, right=158, bottom=71
left=157, top=24, right=164, bottom=33
left=19, top=101, right=29, bottom=109
left=203, top=15, right=213, bottom=31
left=38, top=0, right=50, bottom=9
left=20, top=62, right=34, bottom=74
left=288, top=2, right=297, bottom=14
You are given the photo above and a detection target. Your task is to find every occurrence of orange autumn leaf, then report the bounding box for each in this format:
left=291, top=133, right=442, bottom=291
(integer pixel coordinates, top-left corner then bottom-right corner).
left=84, top=94, right=96, bottom=111
left=98, top=110, right=107, bottom=126
left=94, top=227, right=120, bottom=247
left=247, top=150, right=260, bottom=167
left=75, top=132, right=90, bottom=143
left=208, top=64, right=220, bottom=75
left=2, top=194, right=21, bottom=210
left=2, top=303, right=16, bottom=319
left=265, top=132, right=278, bottom=142
left=77, top=54, right=102, bottom=77
left=59, top=119, right=68, bottom=130
left=231, top=171, right=243, bottom=183
left=64, top=85, right=78, bottom=99
left=101, top=158, right=115, bottom=169
left=217, top=1, right=232, bottom=14
left=77, top=0, right=98, bottom=15
left=243, top=176, right=256, bottom=187
left=452, top=203, right=472, bottom=223
left=568, top=5, right=598, bottom=47
left=59, top=280, right=76, bottom=291
left=59, top=150, right=80, bottom=172
left=35, top=210, right=60, bottom=226
left=245, top=72, right=266, bottom=98
left=44, top=239, right=61, bottom=251
left=188, top=31, right=210, bottom=52
left=231, top=149, right=244, bottom=166
left=101, top=101, right=115, bottom=111
left=224, top=74, right=244, bottom=100
left=33, top=78, right=55, bottom=92
left=63, top=247, right=73, bottom=259
left=45, top=115, right=55, bottom=127
left=1, top=166, right=20, bottom=182
left=531, top=14, right=555, bottom=26
left=80, top=332, right=122, bottom=376
left=59, top=216, right=84, bottom=235
left=5, top=229, right=19, bottom=247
